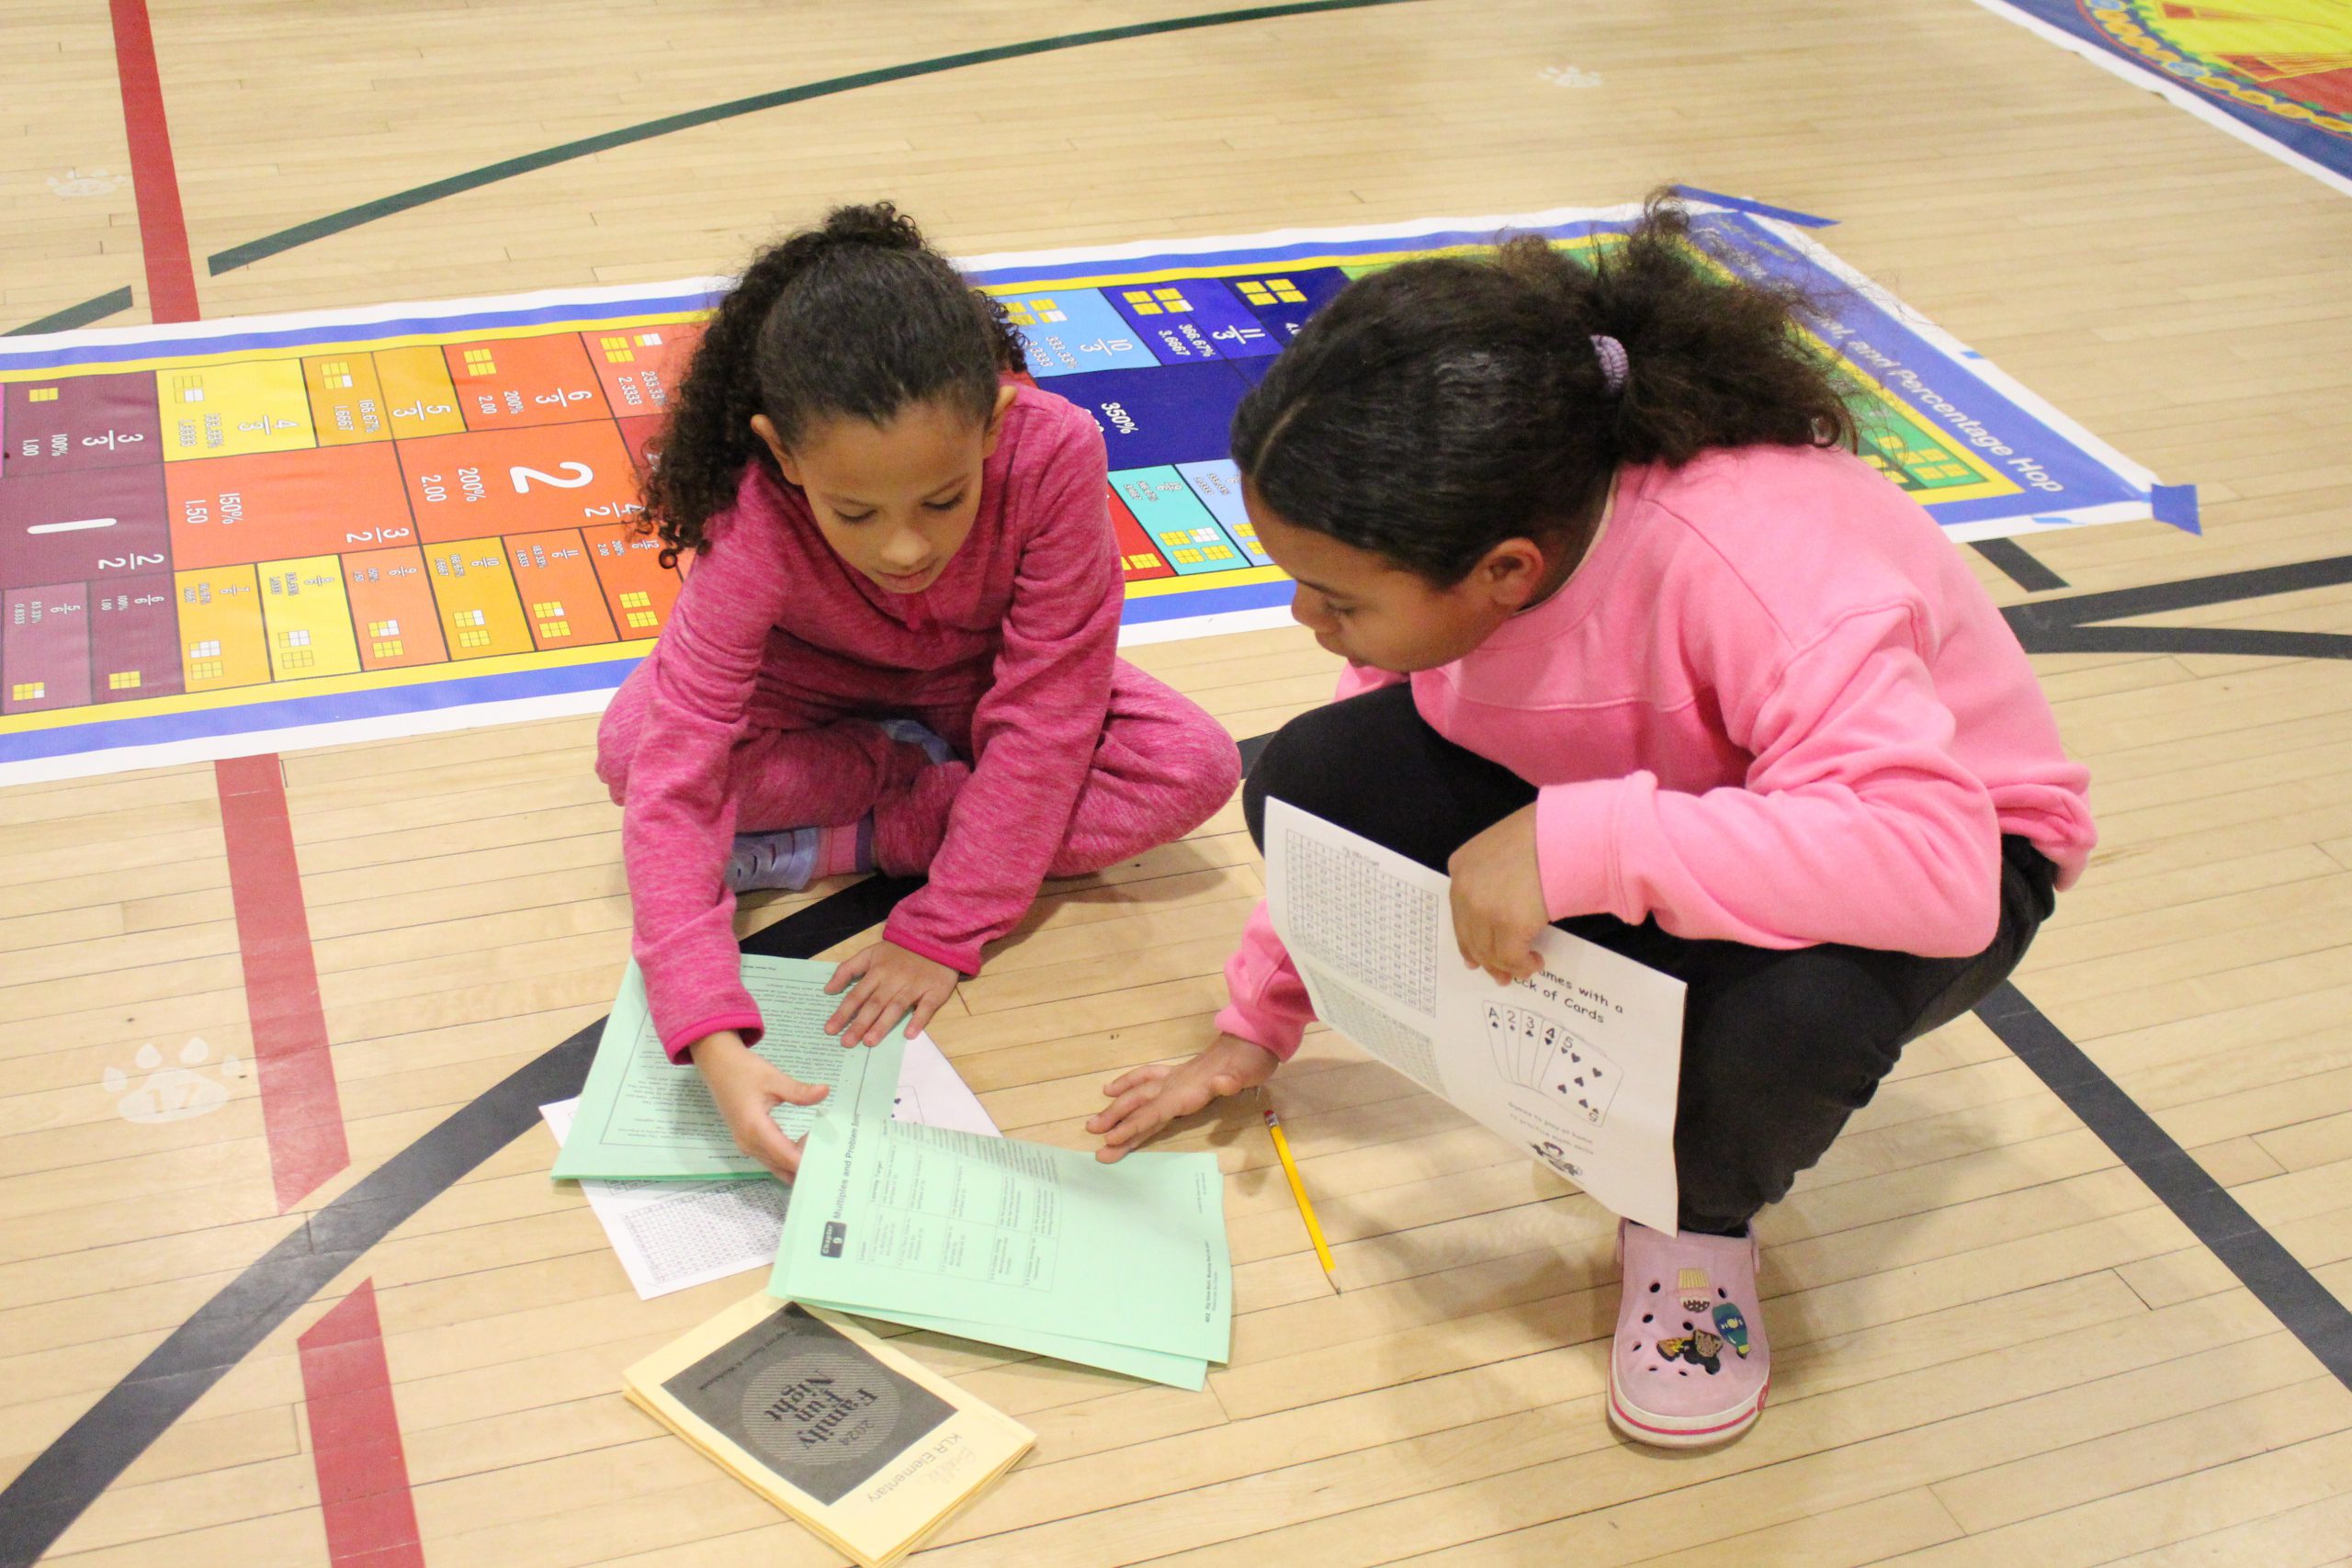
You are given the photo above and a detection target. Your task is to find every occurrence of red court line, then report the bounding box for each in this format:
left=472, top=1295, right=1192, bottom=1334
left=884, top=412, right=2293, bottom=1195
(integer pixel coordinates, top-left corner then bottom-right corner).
left=107, top=0, right=199, bottom=322
left=217, top=755, right=349, bottom=1211
left=297, top=1281, right=427, bottom=1568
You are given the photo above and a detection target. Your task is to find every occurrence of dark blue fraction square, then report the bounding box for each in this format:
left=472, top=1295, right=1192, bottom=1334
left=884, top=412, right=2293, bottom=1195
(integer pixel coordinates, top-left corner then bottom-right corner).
left=1052, top=360, right=1252, bottom=471
left=1226, top=266, right=1351, bottom=344
left=1105, top=278, right=1283, bottom=363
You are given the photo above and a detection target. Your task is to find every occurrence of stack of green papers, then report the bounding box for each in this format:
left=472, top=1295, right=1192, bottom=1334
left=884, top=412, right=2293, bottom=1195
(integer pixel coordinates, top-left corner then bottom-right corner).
left=771, top=1113, right=1232, bottom=1390
left=552, top=958, right=906, bottom=1181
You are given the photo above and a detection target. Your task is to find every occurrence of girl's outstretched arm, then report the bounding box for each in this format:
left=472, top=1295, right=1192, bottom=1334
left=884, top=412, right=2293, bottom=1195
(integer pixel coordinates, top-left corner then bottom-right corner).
left=620, top=499, right=793, bottom=1062
left=1089, top=1034, right=1280, bottom=1162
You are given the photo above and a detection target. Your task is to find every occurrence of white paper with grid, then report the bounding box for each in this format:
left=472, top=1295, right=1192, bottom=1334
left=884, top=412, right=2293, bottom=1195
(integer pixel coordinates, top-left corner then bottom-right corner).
left=1264, top=799, right=1685, bottom=1232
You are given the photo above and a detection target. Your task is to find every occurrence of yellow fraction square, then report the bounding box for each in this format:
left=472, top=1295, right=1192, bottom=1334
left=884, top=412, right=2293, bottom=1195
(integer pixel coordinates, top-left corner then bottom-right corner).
left=191, top=660, right=223, bottom=679
left=107, top=671, right=141, bottom=690
left=322, top=361, right=349, bottom=376
left=28, top=388, right=58, bottom=402
left=530, top=600, right=563, bottom=618
left=455, top=608, right=486, bottom=627
left=373, top=639, right=403, bottom=658
left=368, top=619, right=398, bottom=637
left=458, top=628, right=491, bottom=649
left=626, top=610, right=659, bottom=630
left=158, top=361, right=313, bottom=458
left=538, top=619, right=571, bottom=637
left=619, top=591, right=650, bottom=609
left=10, top=682, right=43, bottom=701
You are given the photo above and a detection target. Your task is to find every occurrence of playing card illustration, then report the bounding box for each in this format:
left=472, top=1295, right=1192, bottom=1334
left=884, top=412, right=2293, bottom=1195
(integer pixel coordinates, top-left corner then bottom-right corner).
left=1537, top=1032, right=1621, bottom=1125
left=1485, top=1004, right=1545, bottom=1088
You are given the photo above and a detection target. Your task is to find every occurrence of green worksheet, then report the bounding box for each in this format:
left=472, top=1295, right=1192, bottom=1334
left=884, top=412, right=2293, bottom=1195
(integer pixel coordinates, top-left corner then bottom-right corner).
left=769, top=1114, right=1232, bottom=1389
left=551, top=958, right=907, bottom=1181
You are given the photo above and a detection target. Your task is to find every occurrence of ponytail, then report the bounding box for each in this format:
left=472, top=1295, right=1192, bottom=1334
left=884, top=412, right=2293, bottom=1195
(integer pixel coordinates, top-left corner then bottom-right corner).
left=642, top=202, right=1023, bottom=565
left=1232, top=191, right=1856, bottom=583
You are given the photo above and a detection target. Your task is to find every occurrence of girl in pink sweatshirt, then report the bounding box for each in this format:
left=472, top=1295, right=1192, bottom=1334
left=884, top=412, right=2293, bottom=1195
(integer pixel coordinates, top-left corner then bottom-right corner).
left=1087, top=198, right=2094, bottom=1448
left=599, top=204, right=1238, bottom=1179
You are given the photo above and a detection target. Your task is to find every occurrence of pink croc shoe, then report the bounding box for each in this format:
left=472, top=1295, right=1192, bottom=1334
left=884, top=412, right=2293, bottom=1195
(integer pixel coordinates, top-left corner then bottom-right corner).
left=1607, top=1219, right=1770, bottom=1448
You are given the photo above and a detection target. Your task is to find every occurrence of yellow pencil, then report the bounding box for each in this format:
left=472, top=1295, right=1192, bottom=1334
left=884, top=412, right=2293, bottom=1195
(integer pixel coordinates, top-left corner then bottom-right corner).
left=1261, top=1092, right=1340, bottom=1293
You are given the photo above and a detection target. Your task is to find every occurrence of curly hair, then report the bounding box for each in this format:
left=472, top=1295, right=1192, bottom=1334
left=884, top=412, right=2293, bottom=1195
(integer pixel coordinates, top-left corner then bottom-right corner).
left=1230, top=192, right=1858, bottom=583
left=641, top=202, right=1025, bottom=565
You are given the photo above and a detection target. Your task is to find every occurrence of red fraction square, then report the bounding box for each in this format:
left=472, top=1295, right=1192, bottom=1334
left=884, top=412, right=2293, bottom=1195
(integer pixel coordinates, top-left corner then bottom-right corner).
left=395, top=423, right=640, bottom=543
left=443, top=333, right=611, bottom=430
left=615, top=414, right=663, bottom=478
left=3, top=372, right=163, bottom=476
left=1108, top=484, right=1173, bottom=581
left=166, top=445, right=416, bottom=570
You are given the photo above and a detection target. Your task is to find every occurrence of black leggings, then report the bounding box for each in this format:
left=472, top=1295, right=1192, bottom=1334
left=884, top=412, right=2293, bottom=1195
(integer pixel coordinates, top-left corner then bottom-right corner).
left=1245, top=683, right=2059, bottom=1235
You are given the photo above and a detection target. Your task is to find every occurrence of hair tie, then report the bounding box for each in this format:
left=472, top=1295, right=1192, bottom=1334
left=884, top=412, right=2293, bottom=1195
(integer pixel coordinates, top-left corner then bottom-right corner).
left=1590, top=334, right=1628, bottom=397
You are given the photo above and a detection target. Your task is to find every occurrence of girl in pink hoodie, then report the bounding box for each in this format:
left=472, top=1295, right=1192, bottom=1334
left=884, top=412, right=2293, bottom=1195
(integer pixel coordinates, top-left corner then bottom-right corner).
left=1088, top=199, right=2094, bottom=1448
left=599, top=204, right=1238, bottom=1179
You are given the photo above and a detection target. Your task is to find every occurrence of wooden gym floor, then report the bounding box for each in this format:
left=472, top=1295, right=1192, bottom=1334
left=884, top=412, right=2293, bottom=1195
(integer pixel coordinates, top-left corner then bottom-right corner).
left=5, top=1, right=2352, bottom=1563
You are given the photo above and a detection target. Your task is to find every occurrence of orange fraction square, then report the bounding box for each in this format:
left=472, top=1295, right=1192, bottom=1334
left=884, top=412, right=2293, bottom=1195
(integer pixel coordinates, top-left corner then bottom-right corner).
left=302, top=353, right=392, bottom=446
left=343, top=545, right=447, bottom=670
left=166, top=444, right=416, bottom=571
left=424, top=536, right=533, bottom=660
left=583, top=521, right=682, bottom=637
left=582, top=321, right=706, bottom=421
left=443, top=332, right=612, bottom=431
left=396, top=423, right=641, bottom=544
left=508, top=528, right=618, bottom=650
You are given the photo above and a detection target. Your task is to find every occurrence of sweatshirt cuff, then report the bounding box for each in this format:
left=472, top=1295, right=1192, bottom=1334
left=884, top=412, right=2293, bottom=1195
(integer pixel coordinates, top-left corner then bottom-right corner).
left=1216, top=1000, right=1306, bottom=1062
left=660, top=1008, right=765, bottom=1066
left=1534, top=779, right=1632, bottom=924
left=880, top=919, right=982, bottom=977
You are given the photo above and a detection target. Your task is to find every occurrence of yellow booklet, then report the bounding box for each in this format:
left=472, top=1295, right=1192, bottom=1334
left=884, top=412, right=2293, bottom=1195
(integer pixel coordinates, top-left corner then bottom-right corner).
left=623, top=1293, right=1034, bottom=1567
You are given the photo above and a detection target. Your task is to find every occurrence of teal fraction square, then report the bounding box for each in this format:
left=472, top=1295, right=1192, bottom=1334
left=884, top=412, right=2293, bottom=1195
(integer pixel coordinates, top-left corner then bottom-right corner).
left=1111, top=465, right=1249, bottom=576
left=1003, top=288, right=1165, bottom=378
left=1175, top=459, right=1270, bottom=565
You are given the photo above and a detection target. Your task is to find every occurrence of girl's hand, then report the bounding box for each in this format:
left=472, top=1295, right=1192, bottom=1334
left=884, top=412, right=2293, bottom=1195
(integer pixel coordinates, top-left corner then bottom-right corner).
left=689, top=1030, right=830, bottom=1181
left=823, top=940, right=959, bottom=1047
left=1449, top=804, right=1549, bottom=984
left=1089, top=1034, right=1280, bottom=1162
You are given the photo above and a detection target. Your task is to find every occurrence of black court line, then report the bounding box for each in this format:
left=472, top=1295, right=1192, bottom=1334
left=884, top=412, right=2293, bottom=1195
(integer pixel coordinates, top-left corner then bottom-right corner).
left=6, top=0, right=1427, bottom=337
left=2004, top=551, right=2352, bottom=663
left=1975, top=983, right=2352, bottom=1386
left=1971, top=536, right=2069, bottom=592
left=4, top=287, right=135, bottom=337
left=206, top=0, right=1422, bottom=275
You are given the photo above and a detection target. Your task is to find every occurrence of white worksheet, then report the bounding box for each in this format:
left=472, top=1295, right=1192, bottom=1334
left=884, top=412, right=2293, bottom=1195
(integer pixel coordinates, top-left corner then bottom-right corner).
left=542, top=1032, right=1000, bottom=1299
left=1264, top=799, right=1686, bottom=1232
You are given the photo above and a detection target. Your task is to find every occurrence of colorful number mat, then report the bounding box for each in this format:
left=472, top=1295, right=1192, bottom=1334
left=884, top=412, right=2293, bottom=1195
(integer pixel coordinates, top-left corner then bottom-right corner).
left=0, top=200, right=2175, bottom=784
left=1968, top=1, right=2352, bottom=195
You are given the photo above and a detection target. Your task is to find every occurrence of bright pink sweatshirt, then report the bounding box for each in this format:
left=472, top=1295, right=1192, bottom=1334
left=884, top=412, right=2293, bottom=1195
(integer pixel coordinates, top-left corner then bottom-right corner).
left=1219, top=444, right=2097, bottom=1058
left=622, top=385, right=1118, bottom=1059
